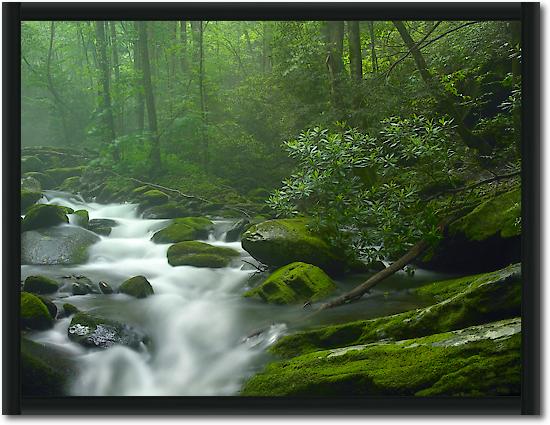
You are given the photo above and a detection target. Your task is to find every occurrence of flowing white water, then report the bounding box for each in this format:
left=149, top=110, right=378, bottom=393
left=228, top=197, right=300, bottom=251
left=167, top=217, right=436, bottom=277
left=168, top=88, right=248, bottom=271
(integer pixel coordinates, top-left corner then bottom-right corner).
left=23, top=191, right=456, bottom=396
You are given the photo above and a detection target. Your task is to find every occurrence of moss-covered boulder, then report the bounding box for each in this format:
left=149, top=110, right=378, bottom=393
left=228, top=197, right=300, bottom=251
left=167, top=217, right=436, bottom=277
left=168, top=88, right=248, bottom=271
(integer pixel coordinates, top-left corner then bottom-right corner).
left=23, top=275, right=60, bottom=295
left=138, top=189, right=170, bottom=209
left=68, top=312, right=146, bottom=349
left=272, top=264, right=521, bottom=358
left=241, top=219, right=346, bottom=274
left=21, top=204, right=70, bottom=232
left=21, top=292, right=53, bottom=330
left=23, top=172, right=55, bottom=190
left=45, top=166, right=86, bottom=186
left=21, top=338, right=75, bottom=396
left=71, top=209, right=89, bottom=228
left=167, top=241, right=240, bottom=268
left=21, top=155, right=44, bottom=173
left=241, top=318, right=521, bottom=396
left=21, top=176, right=42, bottom=193
left=21, top=189, right=43, bottom=213
left=151, top=217, right=214, bottom=244
left=88, top=218, right=117, bottom=236
left=421, top=188, right=521, bottom=273
left=94, top=177, right=136, bottom=203
left=244, top=262, right=336, bottom=305
left=21, top=225, right=100, bottom=265
left=63, top=303, right=79, bottom=316
left=38, top=296, right=58, bottom=319
left=59, top=176, right=82, bottom=193
left=142, top=201, right=193, bottom=219
left=118, top=275, right=154, bottom=298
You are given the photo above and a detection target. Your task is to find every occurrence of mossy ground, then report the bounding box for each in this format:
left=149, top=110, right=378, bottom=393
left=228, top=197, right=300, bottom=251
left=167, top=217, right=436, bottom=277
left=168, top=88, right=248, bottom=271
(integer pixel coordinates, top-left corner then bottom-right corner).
left=271, top=264, right=521, bottom=357
left=241, top=318, right=521, bottom=396
left=244, top=262, right=336, bottom=304
left=167, top=240, right=239, bottom=267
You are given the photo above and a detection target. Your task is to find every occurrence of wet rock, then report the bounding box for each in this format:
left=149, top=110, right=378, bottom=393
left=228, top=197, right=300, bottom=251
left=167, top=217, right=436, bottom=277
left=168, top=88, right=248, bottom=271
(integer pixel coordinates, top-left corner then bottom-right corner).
left=119, top=276, right=154, bottom=298
left=241, top=318, right=521, bottom=396
left=21, top=176, right=42, bottom=193
left=21, top=338, right=76, bottom=396
left=244, top=262, right=336, bottom=305
left=99, top=281, right=114, bottom=294
left=37, top=296, right=58, bottom=319
left=225, top=218, right=251, bottom=242
left=88, top=218, right=118, bottom=236
left=71, top=209, right=89, bottom=228
left=59, top=176, right=82, bottom=193
left=23, top=275, right=60, bottom=295
left=67, top=312, right=146, bottom=350
left=21, top=155, right=44, bottom=173
left=167, top=241, right=240, bottom=268
left=21, top=292, right=53, bottom=330
left=21, top=190, right=43, bottom=213
left=141, top=201, right=193, bottom=219
left=21, top=204, right=70, bottom=232
left=62, top=303, right=79, bottom=316
left=23, top=172, right=56, bottom=190
left=21, top=225, right=100, bottom=265
left=272, top=263, right=521, bottom=358
left=241, top=218, right=347, bottom=274
left=45, top=166, right=87, bottom=186
left=151, top=217, right=214, bottom=244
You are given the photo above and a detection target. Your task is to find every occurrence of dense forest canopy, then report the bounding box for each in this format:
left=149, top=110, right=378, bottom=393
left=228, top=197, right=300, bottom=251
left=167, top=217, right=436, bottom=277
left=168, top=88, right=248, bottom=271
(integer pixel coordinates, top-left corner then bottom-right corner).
left=21, top=19, right=521, bottom=264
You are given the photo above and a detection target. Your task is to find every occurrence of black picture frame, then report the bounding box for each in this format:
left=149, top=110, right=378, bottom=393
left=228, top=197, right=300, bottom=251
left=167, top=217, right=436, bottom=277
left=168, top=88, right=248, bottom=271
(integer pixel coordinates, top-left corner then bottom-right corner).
left=3, top=2, right=540, bottom=415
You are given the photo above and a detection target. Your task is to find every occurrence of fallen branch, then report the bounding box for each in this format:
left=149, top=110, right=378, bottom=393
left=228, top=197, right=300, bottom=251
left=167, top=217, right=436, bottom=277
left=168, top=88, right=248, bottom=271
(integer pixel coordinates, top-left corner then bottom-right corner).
left=105, top=169, right=253, bottom=219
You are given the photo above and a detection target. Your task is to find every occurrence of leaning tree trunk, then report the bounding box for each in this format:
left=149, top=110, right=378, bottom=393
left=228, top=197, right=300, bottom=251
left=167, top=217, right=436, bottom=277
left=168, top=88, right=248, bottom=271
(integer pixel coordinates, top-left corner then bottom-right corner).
left=95, top=21, right=118, bottom=160
left=392, top=21, right=492, bottom=155
left=137, top=21, right=161, bottom=174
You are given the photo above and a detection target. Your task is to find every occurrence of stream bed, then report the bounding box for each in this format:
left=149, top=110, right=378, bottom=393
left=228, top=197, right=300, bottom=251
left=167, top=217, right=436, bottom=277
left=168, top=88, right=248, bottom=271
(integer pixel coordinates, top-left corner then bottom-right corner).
left=22, top=190, right=459, bottom=396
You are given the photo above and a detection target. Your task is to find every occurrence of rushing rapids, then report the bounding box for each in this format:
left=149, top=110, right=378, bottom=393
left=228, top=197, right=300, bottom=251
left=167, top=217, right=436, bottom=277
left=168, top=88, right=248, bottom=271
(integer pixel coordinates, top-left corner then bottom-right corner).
left=22, top=191, right=450, bottom=396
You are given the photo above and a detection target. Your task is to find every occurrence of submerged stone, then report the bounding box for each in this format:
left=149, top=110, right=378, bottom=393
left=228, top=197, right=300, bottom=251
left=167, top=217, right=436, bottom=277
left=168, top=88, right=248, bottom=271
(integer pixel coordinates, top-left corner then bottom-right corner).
left=244, top=262, right=336, bottom=305
left=241, top=318, right=521, bottom=396
left=119, top=275, right=154, bottom=298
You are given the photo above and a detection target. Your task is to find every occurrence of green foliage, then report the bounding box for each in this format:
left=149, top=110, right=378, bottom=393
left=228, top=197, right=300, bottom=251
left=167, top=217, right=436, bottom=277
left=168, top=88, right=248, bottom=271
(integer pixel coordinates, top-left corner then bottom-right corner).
left=269, top=116, right=461, bottom=262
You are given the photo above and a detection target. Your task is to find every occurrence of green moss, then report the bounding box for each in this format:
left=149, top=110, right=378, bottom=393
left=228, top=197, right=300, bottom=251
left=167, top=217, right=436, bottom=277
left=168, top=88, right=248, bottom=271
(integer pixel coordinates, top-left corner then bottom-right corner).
left=241, top=218, right=346, bottom=274
left=450, top=188, right=521, bottom=241
left=21, top=292, right=53, bottom=330
left=21, top=189, right=42, bottom=213
left=21, top=155, right=44, bottom=173
left=23, top=275, right=60, bottom=295
left=63, top=303, right=79, bottom=315
left=23, top=172, right=55, bottom=189
left=152, top=217, right=214, bottom=244
left=118, top=275, right=154, bottom=298
left=241, top=318, right=521, bottom=396
left=272, top=264, right=521, bottom=357
left=167, top=241, right=239, bottom=267
left=72, top=209, right=89, bottom=228
left=59, top=176, right=82, bottom=192
left=22, top=204, right=69, bottom=232
left=244, top=262, right=336, bottom=304
left=45, top=166, right=87, bottom=186
left=141, top=189, right=170, bottom=205
left=142, top=201, right=192, bottom=219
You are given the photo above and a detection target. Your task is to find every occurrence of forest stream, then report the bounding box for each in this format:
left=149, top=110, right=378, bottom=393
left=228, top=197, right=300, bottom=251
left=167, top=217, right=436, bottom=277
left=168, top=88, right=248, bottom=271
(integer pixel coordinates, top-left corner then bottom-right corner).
left=21, top=190, right=457, bottom=396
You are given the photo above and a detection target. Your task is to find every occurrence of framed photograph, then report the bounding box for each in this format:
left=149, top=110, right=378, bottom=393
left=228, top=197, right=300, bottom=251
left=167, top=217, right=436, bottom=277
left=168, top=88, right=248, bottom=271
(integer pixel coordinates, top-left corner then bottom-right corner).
left=3, top=2, right=540, bottom=415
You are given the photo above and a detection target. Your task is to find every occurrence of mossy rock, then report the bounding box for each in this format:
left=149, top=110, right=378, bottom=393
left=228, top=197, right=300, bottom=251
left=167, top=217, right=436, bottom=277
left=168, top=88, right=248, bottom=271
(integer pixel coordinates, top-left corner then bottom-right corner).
left=95, top=177, right=136, bottom=203
left=151, top=217, right=214, bottom=244
left=119, top=275, right=154, bottom=298
left=241, top=218, right=346, bottom=274
left=59, top=176, right=82, bottom=193
left=63, top=303, right=79, bottom=316
left=21, top=176, right=42, bottom=192
left=45, top=166, right=87, bottom=186
left=68, top=312, right=146, bottom=349
left=225, top=218, right=251, bottom=242
left=23, top=172, right=55, bottom=190
left=272, top=263, right=521, bottom=358
left=139, top=189, right=170, bottom=208
left=23, top=275, right=60, bottom=295
left=37, top=296, right=58, bottom=319
left=21, top=189, right=43, bottom=213
left=142, top=201, right=193, bottom=219
left=167, top=241, right=239, bottom=268
left=420, top=188, right=521, bottom=273
left=244, top=262, right=336, bottom=305
left=21, top=204, right=69, bottom=232
left=21, top=338, right=75, bottom=396
left=21, top=155, right=44, bottom=173
left=241, top=318, right=521, bottom=396
left=71, top=209, right=89, bottom=228
left=21, top=292, right=53, bottom=330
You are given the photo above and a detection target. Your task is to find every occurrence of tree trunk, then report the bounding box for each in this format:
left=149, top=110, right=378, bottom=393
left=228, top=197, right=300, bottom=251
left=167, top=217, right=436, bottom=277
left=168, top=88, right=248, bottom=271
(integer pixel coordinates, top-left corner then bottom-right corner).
left=347, top=21, right=362, bottom=81
left=110, top=21, right=124, bottom=135
left=262, top=22, right=272, bottom=73
left=198, top=21, right=209, bottom=170
left=393, top=21, right=492, bottom=155
left=46, top=22, right=71, bottom=145
left=180, top=20, right=188, bottom=72
left=94, top=21, right=118, bottom=160
left=322, top=21, right=345, bottom=110
left=367, top=21, right=378, bottom=72
left=137, top=21, right=161, bottom=173
left=190, top=21, right=201, bottom=62
left=133, top=22, right=145, bottom=133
